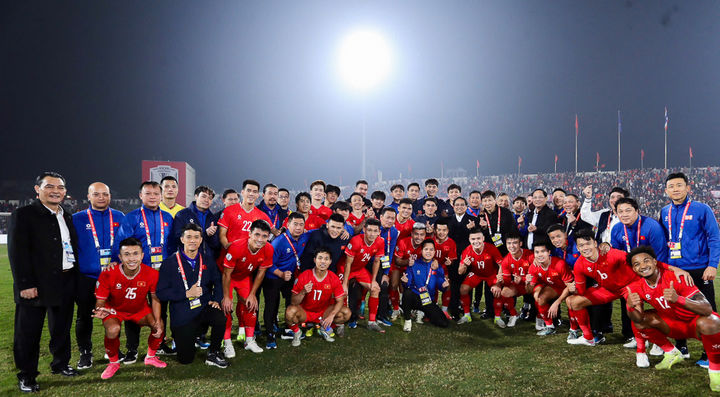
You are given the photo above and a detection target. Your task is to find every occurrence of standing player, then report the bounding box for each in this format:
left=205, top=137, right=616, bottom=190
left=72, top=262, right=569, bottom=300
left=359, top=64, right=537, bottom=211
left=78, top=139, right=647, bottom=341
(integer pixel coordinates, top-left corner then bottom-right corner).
left=457, top=228, right=503, bottom=325
left=347, top=193, right=367, bottom=233
left=218, top=179, right=272, bottom=249
left=309, top=180, right=333, bottom=221
left=626, top=246, right=720, bottom=391
left=525, top=239, right=576, bottom=336
left=221, top=220, right=273, bottom=356
left=285, top=248, right=351, bottom=346
left=391, top=223, right=427, bottom=319
left=377, top=207, right=400, bottom=325
left=433, top=218, right=457, bottom=317
left=407, top=182, right=421, bottom=203
left=282, top=192, right=325, bottom=231
left=93, top=238, right=166, bottom=379
left=388, top=184, right=405, bottom=212
left=324, top=184, right=341, bottom=209
left=395, top=198, right=416, bottom=240
left=342, top=218, right=385, bottom=333
left=499, top=231, right=533, bottom=327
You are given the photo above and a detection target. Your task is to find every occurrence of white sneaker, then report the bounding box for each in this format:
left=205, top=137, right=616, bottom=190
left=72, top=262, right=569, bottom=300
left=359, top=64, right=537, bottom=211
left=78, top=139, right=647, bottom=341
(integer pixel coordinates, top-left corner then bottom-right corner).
left=649, top=344, right=664, bottom=356
left=457, top=314, right=472, bottom=325
left=415, top=310, right=424, bottom=324
left=636, top=353, right=650, bottom=368
left=291, top=331, right=302, bottom=347
left=403, top=320, right=412, bottom=332
left=568, top=337, right=596, bottom=346
left=535, top=317, right=545, bottom=331
left=244, top=337, right=263, bottom=354
left=623, top=337, right=637, bottom=349
left=507, top=315, right=518, bottom=328
left=391, top=309, right=402, bottom=321
left=494, top=316, right=506, bottom=328
left=223, top=339, right=236, bottom=359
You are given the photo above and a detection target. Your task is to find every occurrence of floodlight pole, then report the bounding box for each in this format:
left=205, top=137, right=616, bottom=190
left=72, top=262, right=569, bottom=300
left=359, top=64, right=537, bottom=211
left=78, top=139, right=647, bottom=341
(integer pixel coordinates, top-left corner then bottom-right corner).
left=361, top=101, right=367, bottom=180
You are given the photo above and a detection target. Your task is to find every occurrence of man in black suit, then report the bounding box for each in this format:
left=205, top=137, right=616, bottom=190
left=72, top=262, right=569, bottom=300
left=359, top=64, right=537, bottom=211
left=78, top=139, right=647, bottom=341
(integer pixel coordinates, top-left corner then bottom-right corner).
left=525, top=188, right=559, bottom=249
left=446, top=196, right=476, bottom=319
left=9, top=172, right=79, bottom=393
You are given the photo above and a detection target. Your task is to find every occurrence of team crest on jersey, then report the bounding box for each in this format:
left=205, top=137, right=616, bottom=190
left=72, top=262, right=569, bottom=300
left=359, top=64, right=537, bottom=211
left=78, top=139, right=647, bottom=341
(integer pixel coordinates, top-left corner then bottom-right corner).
left=324, top=284, right=331, bottom=289
left=237, top=215, right=243, bottom=220
left=587, top=267, right=592, bottom=272
left=286, top=248, right=291, bottom=253
left=241, top=257, right=246, bottom=262
left=226, top=253, right=233, bottom=261
left=685, top=215, right=693, bottom=220
left=115, top=283, right=122, bottom=289
left=416, top=270, right=421, bottom=274
left=646, top=294, right=651, bottom=299
left=138, top=281, right=146, bottom=287
left=360, top=249, right=364, bottom=253
left=86, top=224, right=92, bottom=230
left=347, top=243, right=353, bottom=250
left=139, top=222, right=145, bottom=228
left=189, top=219, right=195, bottom=224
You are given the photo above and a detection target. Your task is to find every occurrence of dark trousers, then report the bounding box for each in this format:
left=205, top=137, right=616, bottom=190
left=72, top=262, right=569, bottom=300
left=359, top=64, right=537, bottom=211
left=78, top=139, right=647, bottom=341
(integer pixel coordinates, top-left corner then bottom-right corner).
left=676, top=268, right=717, bottom=350
left=348, top=280, right=362, bottom=322
left=75, top=274, right=97, bottom=353
left=447, top=263, right=464, bottom=318
left=171, top=305, right=225, bottom=364
left=473, top=281, right=494, bottom=313
left=14, top=271, right=75, bottom=380
left=589, top=302, right=613, bottom=336
left=401, top=289, right=449, bottom=327
left=376, top=270, right=390, bottom=320
left=262, top=276, right=293, bottom=335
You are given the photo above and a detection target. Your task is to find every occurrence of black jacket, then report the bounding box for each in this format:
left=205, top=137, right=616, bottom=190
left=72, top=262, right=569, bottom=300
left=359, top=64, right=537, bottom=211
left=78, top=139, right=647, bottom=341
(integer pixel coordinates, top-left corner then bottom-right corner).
left=526, top=205, right=559, bottom=246
left=299, top=224, right=349, bottom=273
left=169, top=202, right=220, bottom=259
left=479, top=206, right=520, bottom=256
left=447, top=213, right=477, bottom=258
left=9, top=200, right=79, bottom=307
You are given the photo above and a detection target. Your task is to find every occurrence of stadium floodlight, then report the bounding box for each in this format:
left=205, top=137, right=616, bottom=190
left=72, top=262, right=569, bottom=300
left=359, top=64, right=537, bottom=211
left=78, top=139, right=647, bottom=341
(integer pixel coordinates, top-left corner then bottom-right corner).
left=337, top=29, right=392, bottom=92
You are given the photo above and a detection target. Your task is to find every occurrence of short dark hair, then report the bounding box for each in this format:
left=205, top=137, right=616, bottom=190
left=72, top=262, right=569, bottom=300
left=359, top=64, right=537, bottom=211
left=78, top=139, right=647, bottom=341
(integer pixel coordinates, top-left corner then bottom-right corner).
left=609, top=187, right=629, bottom=198
left=139, top=181, right=161, bottom=192
left=425, top=178, right=439, bottom=187
left=407, top=182, right=420, bottom=190
left=532, top=188, right=548, bottom=197
left=390, top=184, right=404, bottom=192
left=242, top=179, right=260, bottom=190
left=35, top=171, right=65, bottom=186
left=420, top=238, right=436, bottom=251
left=546, top=224, right=566, bottom=235
left=364, top=218, right=381, bottom=229
left=160, top=176, right=178, bottom=185
left=182, top=223, right=203, bottom=235
left=222, top=188, right=238, bottom=199
left=325, top=184, right=340, bottom=195
left=287, top=212, right=305, bottom=223
left=295, top=192, right=311, bottom=205
left=481, top=190, right=496, bottom=199
left=278, top=188, right=289, bottom=195
left=194, top=185, right=215, bottom=197
left=424, top=197, right=438, bottom=206
left=552, top=188, right=566, bottom=194
left=310, top=180, right=326, bottom=190
left=565, top=193, right=579, bottom=201
left=666, top=172, right=689, bottom=184
left=249, top=219, right=272, bottom=233
left=468, top=227, right=483, bottom=236
left=447, top=184, right=461, bottom=193
left=498, top=192, right=509, bottom=198
left=532, top=238, right=553, bottom=252
left=435, top=217, right=449, bottom=228
left=504, top=230, right=523, bottom=242
left=574, top=228, right=596, bottom=243
left=349, top=192, right=364, bottom=201
left=263, top=183, right=278, bottom=194
left=380, top=207, right=397, bottom=216
left=399, top=198, right=414, bottom=206
left=119, top=237, right=143, bottom=250
left=453, top=196, right=467, bottom=205
left=314, top=246, right=332, bottom=259
left=469, top=190, right=481, bottom=197
left=627, top=245, right=656, bottom=267
left=328, top=213, right=345, bottom=224
left=331, top=201, right=351, bottom=212
left=355, top=179, right=368, bottom=187
left=615, top=197, right=639, bottom=211
left=371, top=191, right=386, bottom=201
left=513, top=196, right=527, bottom=205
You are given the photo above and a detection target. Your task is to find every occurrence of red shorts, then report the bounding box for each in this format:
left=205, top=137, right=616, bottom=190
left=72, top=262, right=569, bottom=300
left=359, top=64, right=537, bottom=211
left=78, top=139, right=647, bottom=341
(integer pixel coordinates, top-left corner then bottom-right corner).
left=347, top=268, right=372, bottom=285
left=103, top=306, right=151, bottom=324
left=506, top=282, right=527, bottom=296
left=582, top=286, right=625, bottom=305
left=462, top=272, right=497, bottom=289
left=301, top=308, right=328, bottom=323
left=636, top=309, right=711, bottom=341
left=390, top=263, right=406, bottom=274
left=534, top=284, right=565, bottom=297
left=229, top=278, right=252, bottom=300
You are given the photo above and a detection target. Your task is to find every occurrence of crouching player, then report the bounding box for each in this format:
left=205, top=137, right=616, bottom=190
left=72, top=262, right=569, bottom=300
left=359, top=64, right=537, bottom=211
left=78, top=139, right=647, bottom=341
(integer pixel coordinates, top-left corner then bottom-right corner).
left=498, top=231, right=533, bottom=328
left=626, top=246, right=720, bottom=391
left=285, top=247, right=351, bottom=347
left=93, top=237, right=165, bottom=379
left=525, top=239, right=577, bottom=337
left=401, top=239, right=450, bottom=331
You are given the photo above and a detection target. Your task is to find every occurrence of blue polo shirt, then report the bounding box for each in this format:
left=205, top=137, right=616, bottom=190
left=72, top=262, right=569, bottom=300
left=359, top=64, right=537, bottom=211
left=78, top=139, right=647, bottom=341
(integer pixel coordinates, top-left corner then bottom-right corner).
left=72, top=207, right=125, bottom=278
left=114, top=205, right=173, bottom=267
left=267, top=231, right=308, bottom=279
left=611, top=215, right=668, bottom=263
left=659, top=198, right=720, bottom=270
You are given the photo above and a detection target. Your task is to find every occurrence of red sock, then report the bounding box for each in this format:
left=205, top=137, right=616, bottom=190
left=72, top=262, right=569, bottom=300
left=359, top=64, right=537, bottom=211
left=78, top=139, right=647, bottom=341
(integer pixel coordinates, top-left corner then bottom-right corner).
left=634, top=325, right=671, bottom=353
left=537, top=303, right=553, bottom=326
left=368, top=296, right=379, bottom=322
left=461, top=294, right=471, bottom=314
left=570, top=309, right=593, bottom=340
left=147, top=330, right=164, bottom=355
left=390, top=290, right=400, bottom=310
left=224, top=314, right=233, bottom=340
left=701, top=330, right=720, bottom=369
left=442, top=291, right=451, bottom=308
left=507, top=297, right=518, bottom=316
left=290, top=324, right=300, bottom=333
left=241, top=306, right=257, bottom=338
left=494, top=298, right=504, bottom=317
left=104, top=336, right=120, bottom=363
left=567, top=309, right=579, bottom=330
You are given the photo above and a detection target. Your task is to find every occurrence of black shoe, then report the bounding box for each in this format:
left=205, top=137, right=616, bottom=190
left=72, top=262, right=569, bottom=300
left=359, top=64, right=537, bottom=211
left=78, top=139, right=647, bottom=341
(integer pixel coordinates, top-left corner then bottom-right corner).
left=122, top=350, right=138, bottom=365
left=18, top=378, right=39, bottom=393
left=77, top=351, right=93, bottom=370
left=205, top=351, right=229, bottom=368
left=51, top=365, right=78, bottom=377
left=157, top=342, right=177, bottom=356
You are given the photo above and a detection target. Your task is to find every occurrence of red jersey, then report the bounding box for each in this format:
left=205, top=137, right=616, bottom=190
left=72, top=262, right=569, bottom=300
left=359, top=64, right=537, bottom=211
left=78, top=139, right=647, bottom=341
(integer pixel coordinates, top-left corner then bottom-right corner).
left=223, top=237, right=274, bottom=281
left=528, top=257, right=573, bottom=289
left=95, top=265, right=158, bottom=315
left=310, top=205, right=333, bottom=221
left=627, top=268, right=700, bottom=322
left=394, top=237, right=423, bottom=266
left=460, top=243, right=503, bottom=278
left=282, top=213, right=324, bottom=232
left=344, top=234, right=385, bottom=272
left=292, top=269, right=346, bottom=313
left=347, top=212, right=365, bottom=228
left=395, top=218, right=415, bottom=240
left=217, top=204, right=272, bottom=243
left=434, top=237, right=458, bottom=265
left=574, top=248, right=636, bottom=294
left=501, top=249, right=534, bottom=285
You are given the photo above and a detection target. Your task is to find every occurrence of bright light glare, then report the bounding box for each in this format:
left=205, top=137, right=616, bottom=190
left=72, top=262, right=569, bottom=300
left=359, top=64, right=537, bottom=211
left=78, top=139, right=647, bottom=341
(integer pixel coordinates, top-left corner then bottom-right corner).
left=337, top=30, right=392, bottom=92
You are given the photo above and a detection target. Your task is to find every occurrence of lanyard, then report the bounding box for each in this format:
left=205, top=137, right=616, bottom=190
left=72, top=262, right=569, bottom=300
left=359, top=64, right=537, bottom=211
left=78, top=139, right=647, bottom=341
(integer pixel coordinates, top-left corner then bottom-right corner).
left=385, top=229, right=391, bottom=255
left=668, top=200, right=691, bottom=242
left=141, top=207, right=164, bottom=247
left=623, top=217, right=642, bottom=253
left=424, top=262, right=433, bottom=287
left=176, top=252, right=203, bottom=291
left=283, top=232, right=299, bottom=264
left=87, top=209, right=114, bottom=249
left=484, top=207, right=502, bottom=234
left=468, top=207, right=480, bottom=217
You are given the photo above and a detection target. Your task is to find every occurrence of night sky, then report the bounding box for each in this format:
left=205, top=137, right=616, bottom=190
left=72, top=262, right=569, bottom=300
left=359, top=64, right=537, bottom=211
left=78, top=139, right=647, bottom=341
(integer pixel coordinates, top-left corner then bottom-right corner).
left=2, top=1, right=719, bottom=196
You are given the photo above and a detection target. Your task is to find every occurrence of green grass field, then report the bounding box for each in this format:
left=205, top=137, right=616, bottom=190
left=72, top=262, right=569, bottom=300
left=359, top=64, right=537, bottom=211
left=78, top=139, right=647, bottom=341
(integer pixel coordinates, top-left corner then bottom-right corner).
left=0, top=244, right=716, bottom=396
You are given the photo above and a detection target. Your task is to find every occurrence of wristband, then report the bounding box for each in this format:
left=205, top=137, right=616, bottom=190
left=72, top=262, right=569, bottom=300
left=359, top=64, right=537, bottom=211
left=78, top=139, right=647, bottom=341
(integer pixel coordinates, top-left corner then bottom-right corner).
left=626, top=305, right=635, bottom=313
left=676, top=296, right=686, bottom=306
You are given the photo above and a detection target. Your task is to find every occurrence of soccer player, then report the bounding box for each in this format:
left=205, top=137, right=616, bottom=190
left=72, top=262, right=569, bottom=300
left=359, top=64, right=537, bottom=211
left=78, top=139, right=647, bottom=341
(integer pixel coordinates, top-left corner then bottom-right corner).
left=391, top=223, right=427, bottom=318
left=413, top=179, right=449, bottom=219
left=342, top=218, right=385, bottom=333
left=401, top=239, right=451, bottom=331
left=298, top=214, right=350, bottom=273
left=415, top=197, right=439, bottom=235
left=407, top=182, right=421, bottom=203
left=309, top=180, right=333, bottom=221
left=369, top=191, right=386, bottom=219
left=350, top=179, right=373, bottom=208
left=377, top=207, right=400, bottom=325
left=525, top=239, right=575, bottom=336
left=388, top=184, right=405, bottom=211
left=282, top=192, right=324, bottom=231
left=457, top=228, right=503, bottom=325
left=547, top=224, right=581, bottom=269
left=499, top=231, right=533, bottom=327
left=324, top=184, right=341, bottom=209
left=478, top=190, right=519, bottom=256
left=660, top=172, right=720, bottom=366
left=222, top=189, right=240, bottom=208
left=395, top=198, right=416, bottom=240
left=159, top=176, right=184, bottom=218
left=94, top=237, right=165, bottom=379
left=347, top=192, right=366, bottom=233
left=433, top=218, right=457, bottom=317
left=218, top=179, right=272, bottom=250
left=512, top=196, right=528, bottom=238
left=221, top=220, right=274, bottom=356
left=626, top=246, right=720, bottom=391
left=257, top=183, right=287, bottom=235
left=285, top=248, right=351, bottom=346
left=443, top=184, right=463, bottom=218
left=263, top=213, right=306, bottom=348
left=331, top=201, right=355, bottom=237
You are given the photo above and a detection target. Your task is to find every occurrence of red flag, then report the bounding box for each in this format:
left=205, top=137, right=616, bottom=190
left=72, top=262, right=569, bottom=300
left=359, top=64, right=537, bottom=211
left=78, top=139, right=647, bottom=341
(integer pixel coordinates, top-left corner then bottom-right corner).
left=575, top=114, right=579, bottom=137
left=554, top=154, right=558, bottom=164
left=596, top=152, right=600, bottom=162
left=476, top=159, right=480, bottom=169
left=690, top=147, right=693, bottom=158
left=641, top=149, right=645, bottom=160
left=518, top=156, right=522, bottom=166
